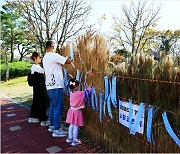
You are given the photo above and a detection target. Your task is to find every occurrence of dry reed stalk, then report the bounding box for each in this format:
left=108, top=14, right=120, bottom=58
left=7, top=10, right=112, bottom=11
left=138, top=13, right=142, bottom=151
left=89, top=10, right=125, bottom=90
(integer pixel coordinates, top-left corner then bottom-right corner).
left=61, top=30, right=108, bottom=90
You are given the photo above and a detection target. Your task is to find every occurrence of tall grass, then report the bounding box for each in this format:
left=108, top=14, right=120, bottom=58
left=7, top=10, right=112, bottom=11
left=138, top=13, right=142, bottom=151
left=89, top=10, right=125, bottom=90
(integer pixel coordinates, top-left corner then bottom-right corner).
left=113, top=52, right=180, bottom=112
left=61, top=30, right=109, bottom=90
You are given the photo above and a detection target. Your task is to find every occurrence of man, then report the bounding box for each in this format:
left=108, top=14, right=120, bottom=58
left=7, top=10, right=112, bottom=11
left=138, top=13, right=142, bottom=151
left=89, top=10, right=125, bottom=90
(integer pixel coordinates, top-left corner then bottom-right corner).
left=43, top=40, right=71, bottom=137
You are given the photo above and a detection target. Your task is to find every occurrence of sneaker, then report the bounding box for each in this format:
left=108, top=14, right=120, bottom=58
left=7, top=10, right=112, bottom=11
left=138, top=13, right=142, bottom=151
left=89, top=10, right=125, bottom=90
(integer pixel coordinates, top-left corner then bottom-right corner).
left=52, top=129, right=67, bottom=137
left=40, top=121, right=50, bottom=127
left=48, top=126, right=54, bottom=132
left=71, top=140, right=81, bottom=146
left=66, top=138, right=73, bottom=143
left=28, top=118, right=40, bottom=123
left=59, top=127, right=68, bottom=134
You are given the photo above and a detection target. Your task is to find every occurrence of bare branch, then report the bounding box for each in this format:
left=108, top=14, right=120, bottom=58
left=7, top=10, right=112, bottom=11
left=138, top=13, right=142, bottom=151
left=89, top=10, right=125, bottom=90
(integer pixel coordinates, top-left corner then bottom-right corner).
left=113, top=0, right=161, bottom=55
left=7, top=0, right=92, bottom=53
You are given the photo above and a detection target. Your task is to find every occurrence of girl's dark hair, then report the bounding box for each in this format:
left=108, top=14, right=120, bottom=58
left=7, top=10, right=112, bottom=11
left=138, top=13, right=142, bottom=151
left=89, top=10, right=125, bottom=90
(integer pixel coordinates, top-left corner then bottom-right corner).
left=31, top=52, right=40, bottom=61
left=46, top=40, right=54, bottom=49
left=68, top=78, right=79, bottom=90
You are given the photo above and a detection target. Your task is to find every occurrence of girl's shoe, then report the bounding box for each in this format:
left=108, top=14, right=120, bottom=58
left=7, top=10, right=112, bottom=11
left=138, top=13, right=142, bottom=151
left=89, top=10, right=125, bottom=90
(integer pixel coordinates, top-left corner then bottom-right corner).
left=40, top=121, right=50, bottom=127
left=28, top=118, right=40, bottom=123
left=48, top=126, right=54, bottom=132
left=66, top=138, right=73, bottom=143
left=71, top=140, right=81, bottom=146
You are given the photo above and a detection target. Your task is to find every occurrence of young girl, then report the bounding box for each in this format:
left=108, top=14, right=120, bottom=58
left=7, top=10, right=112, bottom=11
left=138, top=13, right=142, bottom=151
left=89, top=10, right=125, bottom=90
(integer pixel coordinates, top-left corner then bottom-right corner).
left=28, top=52, right=49, bottom=127
left=66, top=79, right=91, bottom=146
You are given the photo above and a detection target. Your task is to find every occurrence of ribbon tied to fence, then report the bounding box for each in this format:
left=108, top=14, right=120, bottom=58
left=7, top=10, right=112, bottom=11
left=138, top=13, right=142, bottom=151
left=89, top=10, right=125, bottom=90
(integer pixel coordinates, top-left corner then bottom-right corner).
left=162, top=112, right=180, bottom=147
left=129, top=103, right=145, bottom=135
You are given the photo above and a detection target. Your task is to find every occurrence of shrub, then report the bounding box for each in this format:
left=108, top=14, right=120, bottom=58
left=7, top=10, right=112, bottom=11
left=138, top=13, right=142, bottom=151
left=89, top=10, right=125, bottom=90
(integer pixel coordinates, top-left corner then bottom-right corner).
left=1, top=61, right=32, bottom=80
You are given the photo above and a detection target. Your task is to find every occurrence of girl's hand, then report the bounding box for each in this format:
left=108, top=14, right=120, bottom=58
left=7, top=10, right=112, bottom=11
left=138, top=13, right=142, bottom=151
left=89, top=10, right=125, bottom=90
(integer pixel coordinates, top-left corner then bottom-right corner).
left=87, top=86, right=92, bottom=90
left=90, top=72, right=96, bottom=76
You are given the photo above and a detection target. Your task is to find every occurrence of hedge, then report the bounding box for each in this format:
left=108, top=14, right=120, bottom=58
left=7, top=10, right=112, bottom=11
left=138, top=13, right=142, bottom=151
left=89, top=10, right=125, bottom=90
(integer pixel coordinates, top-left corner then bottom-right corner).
left=1, top=61, right=32, bottom=80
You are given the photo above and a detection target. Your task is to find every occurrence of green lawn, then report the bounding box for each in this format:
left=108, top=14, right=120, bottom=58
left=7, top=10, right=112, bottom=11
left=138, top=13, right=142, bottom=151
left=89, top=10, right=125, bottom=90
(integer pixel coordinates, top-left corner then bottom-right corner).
left=0, top=76, right=33, bottom=106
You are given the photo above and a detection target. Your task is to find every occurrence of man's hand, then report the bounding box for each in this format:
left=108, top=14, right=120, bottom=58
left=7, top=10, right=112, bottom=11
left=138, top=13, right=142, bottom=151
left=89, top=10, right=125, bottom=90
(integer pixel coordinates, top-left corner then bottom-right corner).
left=65, top=58, right=71, bottom=64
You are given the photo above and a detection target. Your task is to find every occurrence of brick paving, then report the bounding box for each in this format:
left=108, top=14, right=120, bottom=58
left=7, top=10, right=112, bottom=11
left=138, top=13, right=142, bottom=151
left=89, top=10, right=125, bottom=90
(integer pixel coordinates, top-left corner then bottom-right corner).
left=0, top=95, right=100, bottom=153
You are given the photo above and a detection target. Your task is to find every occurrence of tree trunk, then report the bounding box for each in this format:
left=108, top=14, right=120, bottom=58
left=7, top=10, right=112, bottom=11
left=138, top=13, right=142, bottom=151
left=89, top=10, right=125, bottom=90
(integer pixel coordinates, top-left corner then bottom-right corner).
left=19, top=54, right=23, bottom=61
left=131, top=28, right=136, bottom=55
left=56, top=44, right=61, bottom=54
left=5, top=51, right=9, bottom=81
left=10, top=42, right=14, bottom=62
left=10, top=29, right=14, bottom=62
left=40, top=43, right=44, bottom=55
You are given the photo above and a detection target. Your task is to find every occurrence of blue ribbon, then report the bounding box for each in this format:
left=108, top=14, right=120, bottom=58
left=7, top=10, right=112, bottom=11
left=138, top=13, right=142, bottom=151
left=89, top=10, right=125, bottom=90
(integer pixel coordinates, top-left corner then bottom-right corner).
left=84, top=89, right=90, bottom=101
left=107, top=79, right=113, bottom=119
left=104, top=77, right=117, bottom=119
left=94, top=88, right=99, bottom=111
left=91, top=87, right=99, bottom=111
left=88, top=90, right=92, bottom=106
left=103, top=76, right=109, bottom=116
left=95, top=93, right=98, bottom=111
left=84, top=88, right=91, bottom=106
left=83, top=79, right=88, bottom=92
left=63, top=68, right=69, bottom=95
left=104, top=76, right=109, bottom=102
left=110, top=76, right=117, bottom=108
left=162, top=112, right=180, bottom=147
left=130, top=103, right=145, bottom=135
left=76, top=70, right=82, bottom=91
left=70, top=42, right=74, bottom=60
left=107, top=93, right=113, bottom=119
left=128, top=100, right=133, bottom=132
left=146, top=105, right=155, bottom=144
left=76, top=70, right=81, bottom=81
left=108, top=80, right=112, bottom=118
left=91, top=87, right=95, bottom=109
left=104, top=76, right=116, bottom=119
left=103, top=101, right=107, bottom=116
left=99, top=92, right=103, bottom=122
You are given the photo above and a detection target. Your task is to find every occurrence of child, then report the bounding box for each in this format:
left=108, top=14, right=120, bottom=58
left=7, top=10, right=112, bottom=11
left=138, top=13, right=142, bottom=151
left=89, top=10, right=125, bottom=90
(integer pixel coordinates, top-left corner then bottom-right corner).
left=28, top=52, right=49, bottom=127
left=66, top=79, right=91, bottom=146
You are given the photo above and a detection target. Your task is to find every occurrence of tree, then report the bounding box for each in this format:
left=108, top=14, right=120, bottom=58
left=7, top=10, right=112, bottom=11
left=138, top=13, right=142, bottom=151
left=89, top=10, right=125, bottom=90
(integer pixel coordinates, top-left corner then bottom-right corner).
left=158, top=30, right=180, bottom=56
left=15, top=20, right=36, bottom=61
left=144, top=29, right=180, bottom=57
left=8, top=0, right=92, bottom=54
left=113, top=0, right=161, bottom=55
left=114, top=48, right=131, bottom=58
left=1, top=4, right=21, bottom=62
left=0, top=39, right=9, bottom=81
left=17, top=43, right=36, bottom=61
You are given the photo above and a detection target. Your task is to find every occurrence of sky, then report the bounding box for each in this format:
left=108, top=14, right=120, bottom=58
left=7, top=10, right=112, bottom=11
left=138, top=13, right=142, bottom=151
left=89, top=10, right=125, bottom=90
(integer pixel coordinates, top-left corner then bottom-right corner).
left=88, top=0, right=180, bottom=35
left=1, top=0, right=179, bottom=57
left=1, top=0, right=180, bottom=35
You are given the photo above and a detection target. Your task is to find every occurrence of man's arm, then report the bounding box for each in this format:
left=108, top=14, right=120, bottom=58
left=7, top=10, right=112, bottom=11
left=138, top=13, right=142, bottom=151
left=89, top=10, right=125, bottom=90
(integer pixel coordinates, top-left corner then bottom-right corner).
left=65, top=58, right=71, bottom=64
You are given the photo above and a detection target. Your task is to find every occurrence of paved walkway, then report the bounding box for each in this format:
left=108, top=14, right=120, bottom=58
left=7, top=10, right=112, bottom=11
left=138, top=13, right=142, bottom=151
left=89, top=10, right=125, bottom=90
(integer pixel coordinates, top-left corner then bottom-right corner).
left=1, top=95, right=99, bottom=153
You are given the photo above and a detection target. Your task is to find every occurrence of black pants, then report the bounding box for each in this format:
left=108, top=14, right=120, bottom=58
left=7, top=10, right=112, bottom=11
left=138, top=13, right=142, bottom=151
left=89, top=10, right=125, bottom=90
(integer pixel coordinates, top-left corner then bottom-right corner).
left=29, top=86, right=48, bottom=121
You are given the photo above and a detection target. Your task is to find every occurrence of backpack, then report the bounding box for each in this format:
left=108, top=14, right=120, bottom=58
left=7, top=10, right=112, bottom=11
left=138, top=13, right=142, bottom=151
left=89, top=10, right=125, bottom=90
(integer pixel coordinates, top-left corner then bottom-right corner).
left=27, top=72, right=34, bottom=87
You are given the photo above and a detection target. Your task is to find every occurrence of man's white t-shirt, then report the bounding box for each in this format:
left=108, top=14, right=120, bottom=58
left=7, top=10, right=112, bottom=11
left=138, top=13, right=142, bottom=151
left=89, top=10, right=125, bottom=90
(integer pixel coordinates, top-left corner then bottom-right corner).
left=43, top=52, right=67, bottom=90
